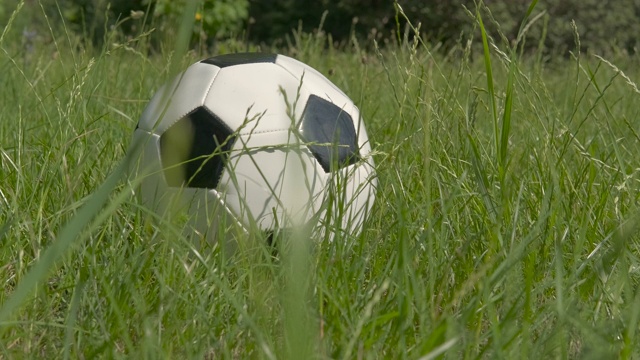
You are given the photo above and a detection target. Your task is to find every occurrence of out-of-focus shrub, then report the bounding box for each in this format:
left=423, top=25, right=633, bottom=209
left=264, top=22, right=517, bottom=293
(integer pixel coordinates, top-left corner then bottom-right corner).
left=153, top=0, right=248, bottom=46
left=248, top=0, right=640, bottom=55
left=32, top=0, right=248, bottom=49
left=6, top=0, right=640, bottom=55
left=247, top=0, right=478, bottom=47
left=38, top=0, right=151, bottom=44
left=481, top=0, right=640, bottom=55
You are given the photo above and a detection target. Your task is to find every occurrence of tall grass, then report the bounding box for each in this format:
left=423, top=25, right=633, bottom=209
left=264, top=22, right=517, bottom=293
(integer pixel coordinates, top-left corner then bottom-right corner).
left=2, top=0, right=640, bottom=358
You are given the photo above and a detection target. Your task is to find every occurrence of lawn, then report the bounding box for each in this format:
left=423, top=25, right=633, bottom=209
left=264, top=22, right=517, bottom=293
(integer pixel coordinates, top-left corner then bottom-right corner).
left=2, top=2, right=640, bottom=358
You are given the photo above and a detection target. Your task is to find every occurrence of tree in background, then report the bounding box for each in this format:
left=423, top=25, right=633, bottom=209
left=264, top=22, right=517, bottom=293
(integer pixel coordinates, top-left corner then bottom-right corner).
left=542, top=0, right=640, bottom=54
left=153, top=0, right=248, bottom=48
left=247, top=0, right=460, bottom=46
left=27, top=0, right=247, bottom=49
left=54, top=0, right=151, bottom=44
left=248, top=0, right=640, bottom=55
left=3, top=0, right=639, bottom=55
left=477, top=0, right=640, bottom=55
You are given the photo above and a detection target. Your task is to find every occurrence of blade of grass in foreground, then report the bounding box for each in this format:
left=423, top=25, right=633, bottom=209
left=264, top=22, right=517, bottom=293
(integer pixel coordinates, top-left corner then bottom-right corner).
left=476, top=6, right=499, bottom=168
left=0, top=219, right=12, bottom=240
left=0, top=140, right=141, bottom=329
left=477, top=0, right=538, bottom=185
left=499, top=0, right=538, bottom=181
left=0, top=1, right=24, bottom=46
left=282, top=228, right=316, bottom=360
left=0, top=0, right=199, bottom=331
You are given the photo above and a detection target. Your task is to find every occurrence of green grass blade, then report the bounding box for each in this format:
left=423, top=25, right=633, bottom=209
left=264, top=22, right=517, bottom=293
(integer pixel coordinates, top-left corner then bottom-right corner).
left=0, top=146, right=138, bottom=329
left=476, top=5, right=499, bottom=167
left=499, top=68, right=514, bottom=179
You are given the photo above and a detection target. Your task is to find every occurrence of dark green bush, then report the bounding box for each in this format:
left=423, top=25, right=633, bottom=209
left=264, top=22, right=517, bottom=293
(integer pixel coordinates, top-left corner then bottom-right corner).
left=248, top=0, right=640, bottom=55
left=480, top=0, right=640, bottom=55
left=153, top=0, right=248, bottom=46
left=247, top=0, right=474, bottom=47
left=5, top=0, right=639, bottom=55
left=31, top=0, right=247, bottom=49
left=53, top=0, right=151, bottom=44
left=543, top=0, right=640, bottom=54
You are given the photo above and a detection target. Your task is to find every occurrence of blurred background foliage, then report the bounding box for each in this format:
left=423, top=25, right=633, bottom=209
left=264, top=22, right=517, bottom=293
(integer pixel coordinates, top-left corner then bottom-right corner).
left=2, top=0, right=640, bottom=55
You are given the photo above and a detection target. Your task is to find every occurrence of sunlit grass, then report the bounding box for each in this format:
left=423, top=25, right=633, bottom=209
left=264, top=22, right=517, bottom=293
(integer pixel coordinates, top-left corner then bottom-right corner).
left=2, top=0, right=640, bottom=358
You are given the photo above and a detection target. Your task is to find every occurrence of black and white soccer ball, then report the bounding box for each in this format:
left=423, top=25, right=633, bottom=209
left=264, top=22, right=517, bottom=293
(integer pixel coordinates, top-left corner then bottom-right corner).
left=131, top=53, right=376, bottom=246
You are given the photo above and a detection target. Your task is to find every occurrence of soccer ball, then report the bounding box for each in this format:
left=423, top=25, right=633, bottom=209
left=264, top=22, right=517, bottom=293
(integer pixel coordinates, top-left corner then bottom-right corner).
left=131, top=53, right=376, bottom=246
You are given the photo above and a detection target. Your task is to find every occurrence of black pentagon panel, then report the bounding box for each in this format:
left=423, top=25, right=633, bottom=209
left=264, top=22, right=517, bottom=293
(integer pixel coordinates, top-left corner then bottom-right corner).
left=302, top=95, right=361, bottom=173
left=201, top=53, right=277, bottom=68
left=160, top=107, right=235, bottom=189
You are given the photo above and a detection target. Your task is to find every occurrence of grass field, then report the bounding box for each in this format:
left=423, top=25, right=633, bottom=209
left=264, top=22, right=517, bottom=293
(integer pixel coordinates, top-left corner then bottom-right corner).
left=2, top=2, right=640, bottom=358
